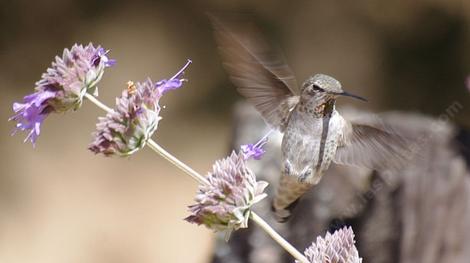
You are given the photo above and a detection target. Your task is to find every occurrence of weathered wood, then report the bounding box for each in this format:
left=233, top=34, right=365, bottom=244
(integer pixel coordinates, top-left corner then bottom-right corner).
left=212, top=103, right=470, bottom=263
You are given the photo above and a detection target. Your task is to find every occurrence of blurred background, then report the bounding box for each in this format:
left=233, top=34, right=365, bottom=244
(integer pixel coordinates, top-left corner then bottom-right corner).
left=1, top=0, right=470, bottom=262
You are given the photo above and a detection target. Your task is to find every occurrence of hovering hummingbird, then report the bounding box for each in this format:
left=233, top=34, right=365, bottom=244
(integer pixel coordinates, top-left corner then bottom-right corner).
left=212, top=17, right=410, bottom=222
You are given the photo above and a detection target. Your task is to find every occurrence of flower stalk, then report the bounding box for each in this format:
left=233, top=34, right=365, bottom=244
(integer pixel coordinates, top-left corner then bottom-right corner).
left=83, top=92, right=309, bottom=263
left=251, top=212, right=309, bottom=262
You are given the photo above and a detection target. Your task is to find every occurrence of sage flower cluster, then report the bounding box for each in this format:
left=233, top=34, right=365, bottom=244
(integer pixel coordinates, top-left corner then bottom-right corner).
left=89, top=60, right=191, bottom=156
left=299, top=227, right=362, bottom=263
left=10, top=43, right=114, bottom=145
left=185, top=151, right=268, bottom=239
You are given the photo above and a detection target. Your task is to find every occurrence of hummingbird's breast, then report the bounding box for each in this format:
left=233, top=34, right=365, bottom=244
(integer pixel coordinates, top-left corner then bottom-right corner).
left=281, top=106, right=344, bottom=184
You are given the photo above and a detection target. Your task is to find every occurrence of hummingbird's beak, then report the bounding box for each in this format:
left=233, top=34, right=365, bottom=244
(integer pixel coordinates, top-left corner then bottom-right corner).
left=336, top=91, right=368, bottom=102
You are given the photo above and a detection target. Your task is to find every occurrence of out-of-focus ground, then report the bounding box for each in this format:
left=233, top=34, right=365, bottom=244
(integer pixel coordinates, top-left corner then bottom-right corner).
left=0, top=1, right=469, bottom=262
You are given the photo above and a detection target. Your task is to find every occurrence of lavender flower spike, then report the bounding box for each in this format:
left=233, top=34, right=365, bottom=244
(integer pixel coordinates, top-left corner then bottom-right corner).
left=297, top=227, right=362, bottom=263
left=89, top=60, right=191, bottom=156
left=185, top=151, right=269, bottom=240
left=9, top=43, right=114, bottom=145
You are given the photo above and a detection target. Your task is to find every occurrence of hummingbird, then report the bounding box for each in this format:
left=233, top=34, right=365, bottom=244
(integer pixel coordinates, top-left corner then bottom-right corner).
left=212, top=18, right=410, bottom=222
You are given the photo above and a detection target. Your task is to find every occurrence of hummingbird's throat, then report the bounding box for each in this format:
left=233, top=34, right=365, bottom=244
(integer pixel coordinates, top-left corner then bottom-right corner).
left=298, top=97, right=335, bottom=117
left=315, top=103, right=326, bottom=113
left=313, top=99, right=335, bottom=117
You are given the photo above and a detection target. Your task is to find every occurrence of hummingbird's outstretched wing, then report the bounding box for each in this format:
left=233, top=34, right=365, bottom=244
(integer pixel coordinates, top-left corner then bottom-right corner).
left=211, top=16, right=299, bottom=131
left=334, top=121, right=412, bottom=171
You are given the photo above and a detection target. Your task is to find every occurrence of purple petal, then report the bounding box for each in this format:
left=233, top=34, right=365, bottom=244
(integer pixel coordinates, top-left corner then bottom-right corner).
left=241, top=143, right=266, bottom=160
left=9, top=90, right=56, bottom=145
left=156, top=79, right=183, bottom=95
left=105, top=58, right=117, bottom=67
left=92, top=47, right=115, bottom=68
left=155, top=60, right=192, bottom=95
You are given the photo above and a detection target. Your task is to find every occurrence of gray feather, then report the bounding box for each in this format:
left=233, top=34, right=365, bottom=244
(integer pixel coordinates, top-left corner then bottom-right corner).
left=211, top=16, right=299, bottom=131
left=335, top=121, right=413, bottom=171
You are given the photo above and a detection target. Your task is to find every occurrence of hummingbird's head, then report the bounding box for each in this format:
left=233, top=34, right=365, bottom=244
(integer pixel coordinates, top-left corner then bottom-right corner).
left=301, top=74, right=367, bottom=102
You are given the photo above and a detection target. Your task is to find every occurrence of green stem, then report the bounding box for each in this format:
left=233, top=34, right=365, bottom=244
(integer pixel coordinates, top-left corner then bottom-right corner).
left=84, top=92, right=308, bottom=263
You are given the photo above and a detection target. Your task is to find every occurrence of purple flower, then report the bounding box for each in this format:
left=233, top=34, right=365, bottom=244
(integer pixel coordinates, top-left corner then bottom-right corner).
left=89, top=79, right=162, bottom=156
left=9, top=91, right=56, bottom=144
left=185, top=151, right=268, bottom=240
left=241, top=143, right=266, bottom=160
left=240, top=129, right=273, bottom=160
left=10, top=43, right=114, bottom=145
left=156, top=79, right=184, bottom=94
left=89, top=60, right=191, bottom=156
left=92, top=47, right=116, bottom=68
left=156, top=59, right=191, bottom=94
left=298, top=227, right=362, bottom=263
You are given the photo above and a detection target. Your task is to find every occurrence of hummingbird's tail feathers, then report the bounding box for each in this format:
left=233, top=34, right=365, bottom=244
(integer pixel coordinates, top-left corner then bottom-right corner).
left=271, top=197, right=300, bottom=223
left=272, top=175, right=312, bottom=223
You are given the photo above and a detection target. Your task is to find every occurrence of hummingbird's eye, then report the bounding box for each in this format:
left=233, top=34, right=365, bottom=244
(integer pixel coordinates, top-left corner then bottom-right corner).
left=312, top=85, right=324, bottom=92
